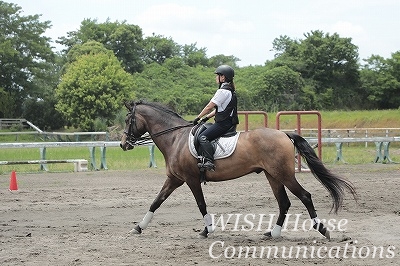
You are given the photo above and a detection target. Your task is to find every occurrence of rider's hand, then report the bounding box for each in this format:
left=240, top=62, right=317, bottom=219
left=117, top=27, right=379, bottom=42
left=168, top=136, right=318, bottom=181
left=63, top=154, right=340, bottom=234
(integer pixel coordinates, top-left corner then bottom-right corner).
left=200, top=117, right=209, bottom=123
left=193, top=117, right=200, bottom=125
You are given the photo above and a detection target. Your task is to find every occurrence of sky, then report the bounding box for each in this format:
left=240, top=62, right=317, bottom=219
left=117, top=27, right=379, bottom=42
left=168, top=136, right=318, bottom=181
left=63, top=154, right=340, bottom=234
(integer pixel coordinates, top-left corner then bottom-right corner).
left=9, top=0, right=400, bottom=67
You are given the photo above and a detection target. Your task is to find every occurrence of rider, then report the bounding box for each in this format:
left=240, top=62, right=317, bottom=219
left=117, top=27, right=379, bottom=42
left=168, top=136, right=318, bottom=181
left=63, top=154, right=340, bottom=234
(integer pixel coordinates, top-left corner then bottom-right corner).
left=193, top=65, right=239, bottom=171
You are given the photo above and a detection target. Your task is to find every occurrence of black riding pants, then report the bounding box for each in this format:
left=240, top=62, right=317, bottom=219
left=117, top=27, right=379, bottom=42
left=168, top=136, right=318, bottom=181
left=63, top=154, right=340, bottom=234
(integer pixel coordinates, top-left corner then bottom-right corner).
left=198, top=119, right=233, bottom=141
left=197, top=119, right=232, bottom=161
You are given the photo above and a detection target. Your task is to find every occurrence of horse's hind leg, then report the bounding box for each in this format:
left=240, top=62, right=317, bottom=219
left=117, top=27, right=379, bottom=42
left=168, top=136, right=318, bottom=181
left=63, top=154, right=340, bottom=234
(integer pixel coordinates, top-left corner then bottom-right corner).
left=264, top=175, right=291, bottom=238
left=130, top=175, right=184, bottom=234
left=284, top=177, right=330, bottom=239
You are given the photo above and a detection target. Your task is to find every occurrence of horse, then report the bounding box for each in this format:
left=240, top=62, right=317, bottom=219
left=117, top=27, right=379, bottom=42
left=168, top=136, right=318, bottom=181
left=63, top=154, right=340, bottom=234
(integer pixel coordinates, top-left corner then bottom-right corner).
left=120, top=100, right=357, bottom=239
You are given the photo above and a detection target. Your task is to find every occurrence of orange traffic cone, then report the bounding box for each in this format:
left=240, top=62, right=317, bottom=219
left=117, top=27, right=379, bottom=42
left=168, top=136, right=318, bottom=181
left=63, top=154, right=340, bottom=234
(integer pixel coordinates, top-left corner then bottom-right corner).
left=9, top=170, right=18, bottom=191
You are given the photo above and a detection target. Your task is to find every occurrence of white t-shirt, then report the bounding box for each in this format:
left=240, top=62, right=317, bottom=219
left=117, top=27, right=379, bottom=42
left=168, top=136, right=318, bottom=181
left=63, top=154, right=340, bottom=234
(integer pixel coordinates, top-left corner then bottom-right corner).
left=210, top=84, right=232, bottom=112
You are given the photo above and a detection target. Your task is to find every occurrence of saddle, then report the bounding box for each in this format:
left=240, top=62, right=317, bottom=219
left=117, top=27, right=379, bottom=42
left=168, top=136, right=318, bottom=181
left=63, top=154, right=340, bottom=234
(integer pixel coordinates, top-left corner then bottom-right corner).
left=189, top=123, right=240, bottom=160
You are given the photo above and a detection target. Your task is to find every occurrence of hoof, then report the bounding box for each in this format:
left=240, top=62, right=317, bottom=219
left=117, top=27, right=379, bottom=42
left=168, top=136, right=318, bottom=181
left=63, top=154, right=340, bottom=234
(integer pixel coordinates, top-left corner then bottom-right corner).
left=324, top=230, right=331, bottom=240
left=198, top=227, right=208, bottom=239
left=315, top=225, right=330, bottom=240
left=314, top=223, right=330, bottom=240
left=129, top=225, right=142, bottom=234
left=262, top=231, right=282, bottom=240
left=263, top=231, right=272, bottom=239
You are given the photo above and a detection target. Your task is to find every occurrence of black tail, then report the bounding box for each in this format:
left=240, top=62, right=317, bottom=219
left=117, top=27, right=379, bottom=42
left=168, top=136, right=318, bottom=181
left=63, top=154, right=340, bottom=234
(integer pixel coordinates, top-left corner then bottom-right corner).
left=286, top=133, right=357, bottom=213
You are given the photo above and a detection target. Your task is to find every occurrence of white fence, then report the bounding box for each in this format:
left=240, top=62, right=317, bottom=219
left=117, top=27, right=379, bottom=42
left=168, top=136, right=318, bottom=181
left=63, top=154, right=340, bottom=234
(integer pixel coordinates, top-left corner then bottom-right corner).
left=1, top=133, right=399, bottom=173
left=305, top=137, right=400, bottom=163
left=0, top=141, right=156, bottom=171
left=0, top=159, right=88, bottom=172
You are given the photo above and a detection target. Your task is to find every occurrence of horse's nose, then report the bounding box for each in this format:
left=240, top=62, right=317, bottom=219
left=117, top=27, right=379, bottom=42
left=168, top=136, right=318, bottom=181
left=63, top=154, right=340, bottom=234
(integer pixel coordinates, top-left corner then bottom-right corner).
left=120, top=143, right=124, bottom=150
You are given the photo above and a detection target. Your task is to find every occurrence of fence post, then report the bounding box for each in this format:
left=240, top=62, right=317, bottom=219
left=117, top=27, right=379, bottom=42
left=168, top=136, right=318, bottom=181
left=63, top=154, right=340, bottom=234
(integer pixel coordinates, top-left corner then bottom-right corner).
left=276, top=111, right=322, bottom=171
left=149, top=145, right=157, bottom=168
left=334, top=143, right=346, bottom=163
left=100, top=146, right=108, bottom=170
left=89, top=147, right=98, bottom=170
left=39, top=147, right=49, bottom=171
left=374, top=142, right=384, bottom=163
left=382, top=142, right=394, bottom=163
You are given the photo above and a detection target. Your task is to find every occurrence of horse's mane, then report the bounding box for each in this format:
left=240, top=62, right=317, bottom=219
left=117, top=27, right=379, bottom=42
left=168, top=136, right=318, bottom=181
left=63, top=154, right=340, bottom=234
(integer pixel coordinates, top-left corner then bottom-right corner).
left=130, top=100, right=185, bottom=120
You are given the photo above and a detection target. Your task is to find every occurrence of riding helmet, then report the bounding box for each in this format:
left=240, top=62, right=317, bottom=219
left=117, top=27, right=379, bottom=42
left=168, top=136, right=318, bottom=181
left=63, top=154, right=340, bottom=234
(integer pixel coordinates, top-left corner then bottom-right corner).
left=215, top=65, right=234, bottom=81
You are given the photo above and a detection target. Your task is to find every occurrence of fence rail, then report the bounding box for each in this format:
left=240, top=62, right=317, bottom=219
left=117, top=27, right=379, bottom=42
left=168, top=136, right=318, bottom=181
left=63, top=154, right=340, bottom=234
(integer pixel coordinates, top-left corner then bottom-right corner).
left=306, top=137, right=400, bottom=143
left=291, top=128, right=400, bottom=138
left=1, top=134, right=399, bottom=172
left=0, top=119, right=28, bottom=130
left=305, top=137, right=400, bottom=163
left=0, top=159, right=88, bottom=172
left=0, top=141, right=155, bottom=171
left=0, top=131, right=109, bottom=141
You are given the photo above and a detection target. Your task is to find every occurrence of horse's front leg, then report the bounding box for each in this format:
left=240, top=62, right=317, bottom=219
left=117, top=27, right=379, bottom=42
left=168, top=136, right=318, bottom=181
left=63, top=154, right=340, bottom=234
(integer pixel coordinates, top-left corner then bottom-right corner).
left=130, top=175, right=184, bottom=234
left=186, top=178, right=214, bottom=239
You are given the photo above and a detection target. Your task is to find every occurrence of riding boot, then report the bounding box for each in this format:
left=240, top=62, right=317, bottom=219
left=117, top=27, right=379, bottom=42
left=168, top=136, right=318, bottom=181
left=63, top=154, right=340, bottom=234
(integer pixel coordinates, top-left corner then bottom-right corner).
left=198, top=136, right=215, bottom=171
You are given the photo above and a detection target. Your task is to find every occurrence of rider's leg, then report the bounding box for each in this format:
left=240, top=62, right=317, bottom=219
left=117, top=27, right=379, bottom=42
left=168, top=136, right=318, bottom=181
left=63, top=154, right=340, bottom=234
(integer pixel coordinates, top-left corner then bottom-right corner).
left=198, top=135, right=215, bottom=171
left=197, top=121, right=232, bottom=172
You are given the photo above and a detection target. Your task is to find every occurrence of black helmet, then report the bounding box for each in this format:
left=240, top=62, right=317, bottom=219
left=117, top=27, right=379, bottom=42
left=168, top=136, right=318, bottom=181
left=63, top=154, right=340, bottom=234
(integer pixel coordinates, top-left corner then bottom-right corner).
left=214, top=65, right=234, bottom=81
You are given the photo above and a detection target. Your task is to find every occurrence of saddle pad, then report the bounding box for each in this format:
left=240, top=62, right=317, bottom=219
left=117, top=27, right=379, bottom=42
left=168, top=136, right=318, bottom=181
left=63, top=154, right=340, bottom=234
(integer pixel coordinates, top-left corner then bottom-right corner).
left=188, top=132, right=240, bottom=160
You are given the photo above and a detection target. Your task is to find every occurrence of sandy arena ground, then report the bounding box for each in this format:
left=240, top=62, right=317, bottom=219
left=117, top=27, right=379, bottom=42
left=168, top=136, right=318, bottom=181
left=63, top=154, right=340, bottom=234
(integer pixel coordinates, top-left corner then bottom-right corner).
left=1, top=163, right=399, bottom=266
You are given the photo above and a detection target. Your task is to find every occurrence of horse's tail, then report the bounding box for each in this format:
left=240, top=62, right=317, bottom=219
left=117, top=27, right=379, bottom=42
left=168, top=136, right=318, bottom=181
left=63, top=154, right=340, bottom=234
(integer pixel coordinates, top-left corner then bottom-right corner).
left=286, top=132, right=357, bottom=214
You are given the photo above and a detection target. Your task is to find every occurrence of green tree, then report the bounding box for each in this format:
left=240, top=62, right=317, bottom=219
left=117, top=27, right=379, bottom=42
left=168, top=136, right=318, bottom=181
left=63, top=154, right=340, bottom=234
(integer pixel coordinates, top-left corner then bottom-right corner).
left=0, top=1, right=55, bottom=117
left=65, top=41, right=109, bottom=64
left=234, top=66, right=268, bottom=110
left=360, top=54, right=400, bottom=109
left=132, top=59, right=215, bottom=114
left=270, top=35, right=303, bottom=71
left=271, top=35, right=300, bottom=59
left=270, top=31, right=360, bottom=110
left=386, top=51, right=400, bottom=108
left=302, top=31, right=360, bottom=109
left=56, top=49, right=133, bottom=131
left=22, top=53, right=66, bottom=130
left=181, top=43, right=209, bottom=67
left=256, top=66, right=304, bottom=112
left=0, top=87, right=13, bottom=118
left=142, top=34, right=180, bottom=64
left=57, top=18, right=144, bottom=74
left=209, top=54, right=240, bottom=68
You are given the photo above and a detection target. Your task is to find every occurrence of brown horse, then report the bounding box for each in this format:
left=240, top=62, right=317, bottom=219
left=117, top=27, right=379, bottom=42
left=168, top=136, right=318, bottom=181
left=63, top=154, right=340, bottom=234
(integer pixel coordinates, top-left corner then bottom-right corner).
left=120, top=100, right=356, bottom=239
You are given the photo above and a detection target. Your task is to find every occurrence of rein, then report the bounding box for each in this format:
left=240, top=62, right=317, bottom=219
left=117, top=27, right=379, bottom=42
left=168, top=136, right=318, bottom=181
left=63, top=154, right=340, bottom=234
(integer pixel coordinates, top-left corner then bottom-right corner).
left=124, top=102, right=193, bottom=146
left=130, top=124, right=193, bottom=145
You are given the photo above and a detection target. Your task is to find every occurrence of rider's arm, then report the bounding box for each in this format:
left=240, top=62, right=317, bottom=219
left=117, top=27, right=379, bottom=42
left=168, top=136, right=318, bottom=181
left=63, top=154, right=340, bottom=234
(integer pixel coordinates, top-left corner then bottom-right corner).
left=206, top=109, right=216, bottom=118
left=196, top=101, right=216, bottom=120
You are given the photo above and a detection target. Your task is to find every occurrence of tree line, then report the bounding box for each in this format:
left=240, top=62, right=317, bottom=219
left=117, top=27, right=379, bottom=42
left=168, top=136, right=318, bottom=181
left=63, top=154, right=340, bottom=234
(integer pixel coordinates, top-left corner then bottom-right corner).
left=1, top=1, right=399, bottom=131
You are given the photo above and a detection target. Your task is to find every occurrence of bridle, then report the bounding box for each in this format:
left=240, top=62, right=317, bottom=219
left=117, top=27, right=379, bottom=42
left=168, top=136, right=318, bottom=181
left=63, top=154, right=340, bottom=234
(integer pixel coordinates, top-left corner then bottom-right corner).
left=123, top=103, right=144, bottom=146
left=123, top=102, right=193, bottom=147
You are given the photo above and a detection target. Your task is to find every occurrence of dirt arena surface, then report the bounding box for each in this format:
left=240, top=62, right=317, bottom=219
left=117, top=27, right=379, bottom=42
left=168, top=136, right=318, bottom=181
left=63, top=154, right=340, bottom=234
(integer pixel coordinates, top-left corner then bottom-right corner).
left=1, top=163, right=399, bottom=266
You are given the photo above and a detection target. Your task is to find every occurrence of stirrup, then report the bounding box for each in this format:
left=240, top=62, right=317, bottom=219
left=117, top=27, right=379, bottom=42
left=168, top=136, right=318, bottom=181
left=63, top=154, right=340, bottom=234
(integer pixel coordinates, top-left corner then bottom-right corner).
left=197, top=157, right=215, bottom=171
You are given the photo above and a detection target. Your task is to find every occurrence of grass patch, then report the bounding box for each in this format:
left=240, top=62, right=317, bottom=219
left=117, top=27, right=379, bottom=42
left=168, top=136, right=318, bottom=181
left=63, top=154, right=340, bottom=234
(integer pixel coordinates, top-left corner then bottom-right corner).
left=0, top=146, right=166, bottom=174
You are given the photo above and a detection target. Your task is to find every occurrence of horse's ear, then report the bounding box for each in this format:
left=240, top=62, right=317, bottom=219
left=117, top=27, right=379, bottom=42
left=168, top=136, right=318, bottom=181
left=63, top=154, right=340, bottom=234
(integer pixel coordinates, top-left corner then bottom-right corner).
left=124, top=101, right=132, bottom=110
